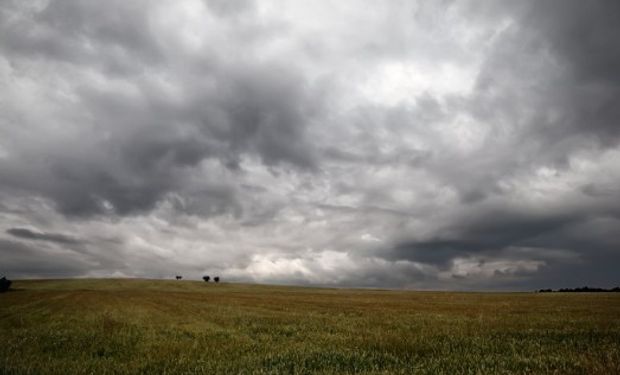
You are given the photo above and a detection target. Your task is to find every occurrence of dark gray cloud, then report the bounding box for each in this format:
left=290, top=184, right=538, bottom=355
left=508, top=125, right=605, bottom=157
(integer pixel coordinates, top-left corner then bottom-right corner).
left=528, top=1, right=620, bottom=86
left=385, top=203, right=619, bottom=282
left=0, top=239, right=89, bottom=278
left=6, top=228, right=82, bottom=245
left=0, top=0, right=321, bottom=217
left=1, top=0, right=619, bottom=290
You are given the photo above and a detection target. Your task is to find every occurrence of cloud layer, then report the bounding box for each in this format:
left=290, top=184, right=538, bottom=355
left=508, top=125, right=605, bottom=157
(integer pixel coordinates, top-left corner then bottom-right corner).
left=1, top=0, right=619, bottom=290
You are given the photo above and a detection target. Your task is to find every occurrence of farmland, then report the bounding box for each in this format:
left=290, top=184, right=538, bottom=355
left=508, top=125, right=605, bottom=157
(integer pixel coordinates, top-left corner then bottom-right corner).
left=1, top=279, right=619, bottom=374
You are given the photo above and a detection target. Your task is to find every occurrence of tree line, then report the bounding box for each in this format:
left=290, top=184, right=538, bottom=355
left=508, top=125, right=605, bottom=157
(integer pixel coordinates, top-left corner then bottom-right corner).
left=538, top=286, right=620, bottom=293
left=173, top=275, right=220, bottom=282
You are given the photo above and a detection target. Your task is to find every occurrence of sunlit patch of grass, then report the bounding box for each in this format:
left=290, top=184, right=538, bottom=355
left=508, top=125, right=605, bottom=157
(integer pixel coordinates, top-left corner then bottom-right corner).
left=1, top=279, right=619, bottom=374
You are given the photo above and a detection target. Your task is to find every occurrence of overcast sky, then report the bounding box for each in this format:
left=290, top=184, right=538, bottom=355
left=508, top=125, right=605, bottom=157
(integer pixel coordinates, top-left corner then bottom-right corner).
left=1, top=0, right=619, bottom=290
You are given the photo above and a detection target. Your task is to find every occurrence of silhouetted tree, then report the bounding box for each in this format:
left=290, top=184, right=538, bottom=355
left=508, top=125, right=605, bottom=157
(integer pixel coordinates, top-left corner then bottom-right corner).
left=203, top=276, right=210, bottom=282
left=0, top=277, right=11, bottom=293
left=214, top=276, right=220, bottom=283
left=175, top=275, right=182, bottom=280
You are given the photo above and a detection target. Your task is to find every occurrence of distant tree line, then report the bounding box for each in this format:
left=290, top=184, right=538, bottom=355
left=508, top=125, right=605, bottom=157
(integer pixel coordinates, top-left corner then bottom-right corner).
left=172, top=275, right=220, bottom=283
left=538, top=286, right=620, bottom=293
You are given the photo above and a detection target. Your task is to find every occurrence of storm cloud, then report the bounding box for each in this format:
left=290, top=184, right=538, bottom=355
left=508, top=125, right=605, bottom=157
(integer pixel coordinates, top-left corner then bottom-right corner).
left=7, top=227, right=82, bottom=244
left=1, top=0, right=619, bottom=290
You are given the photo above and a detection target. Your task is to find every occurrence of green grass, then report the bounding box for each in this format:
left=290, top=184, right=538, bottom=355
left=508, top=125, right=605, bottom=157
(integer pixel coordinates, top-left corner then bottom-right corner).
left=1, top=279, right=619, bottom=374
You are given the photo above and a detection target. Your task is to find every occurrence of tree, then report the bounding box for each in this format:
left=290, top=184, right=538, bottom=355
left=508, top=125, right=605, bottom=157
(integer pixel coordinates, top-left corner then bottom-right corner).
left=214, top=276, right=220, bottom=283
left=0, top=277, right=11, bottom=293
left=203, top=275, right=210, bottom=282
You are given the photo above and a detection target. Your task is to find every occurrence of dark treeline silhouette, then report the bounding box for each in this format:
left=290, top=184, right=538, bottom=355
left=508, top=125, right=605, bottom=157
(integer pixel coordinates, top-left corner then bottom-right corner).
left=173, top=275, right=220, bottom=282
left=538, top=286, right=620, bottom=293
left=0, top=277, right=11, bottom=293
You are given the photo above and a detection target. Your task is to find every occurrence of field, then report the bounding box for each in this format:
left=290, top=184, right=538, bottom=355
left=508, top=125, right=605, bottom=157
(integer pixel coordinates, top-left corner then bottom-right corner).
left=1, top=279, right=619, bottom=374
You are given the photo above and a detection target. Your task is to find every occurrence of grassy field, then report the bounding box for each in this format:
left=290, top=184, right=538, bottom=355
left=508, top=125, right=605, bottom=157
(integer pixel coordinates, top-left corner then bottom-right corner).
left=1, top=279, right=619, bottom=374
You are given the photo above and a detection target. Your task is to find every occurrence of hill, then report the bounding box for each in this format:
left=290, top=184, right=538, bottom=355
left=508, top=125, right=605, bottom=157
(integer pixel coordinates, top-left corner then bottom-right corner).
left=1, top=279, right=619, bottom=374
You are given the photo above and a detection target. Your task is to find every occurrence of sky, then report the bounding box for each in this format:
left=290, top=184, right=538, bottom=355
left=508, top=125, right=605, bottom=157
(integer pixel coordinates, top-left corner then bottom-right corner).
left=1, top=0, right=619, bottom=290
